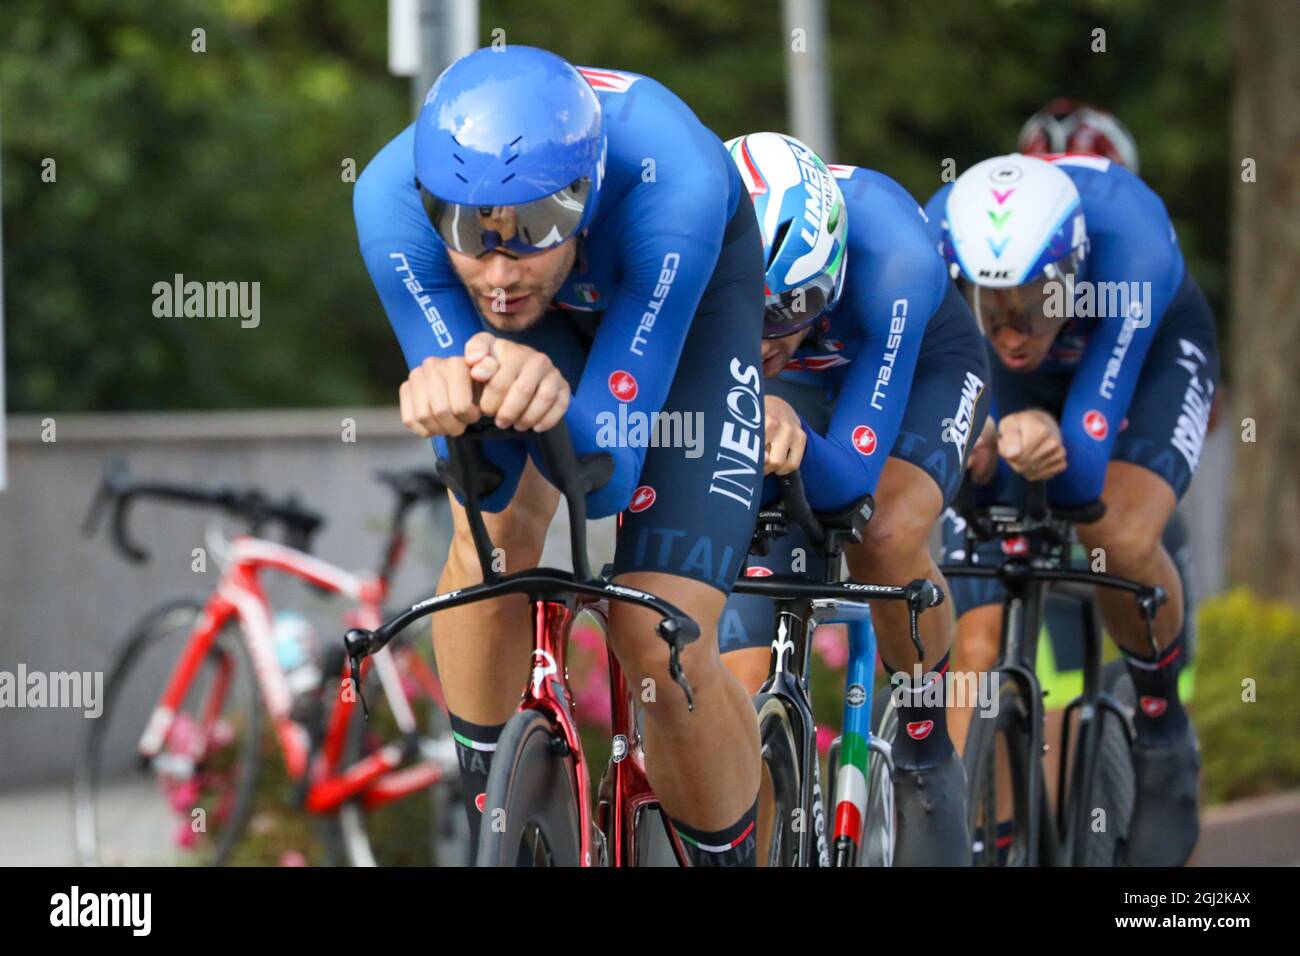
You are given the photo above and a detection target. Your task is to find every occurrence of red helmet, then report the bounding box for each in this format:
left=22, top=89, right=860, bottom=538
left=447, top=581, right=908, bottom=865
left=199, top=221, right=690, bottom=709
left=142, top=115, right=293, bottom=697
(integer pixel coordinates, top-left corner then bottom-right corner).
left=1017, top=98, right=1140, bottom=173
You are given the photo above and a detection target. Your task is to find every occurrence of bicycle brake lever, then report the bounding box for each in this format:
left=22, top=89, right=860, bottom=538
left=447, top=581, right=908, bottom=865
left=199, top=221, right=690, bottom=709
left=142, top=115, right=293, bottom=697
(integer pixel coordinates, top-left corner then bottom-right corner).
left=907, top=608, right=924, bottom=662
left=350, top=655, right=369, bottom=720
left=343, top=629, right=374, bottom=720
left=905, top=579, right=930, bottom=661
left=668, top=643, right=695, bottom=712
left=653, top=615, right=696, bottom=710
left=1136, top=586, right=1168, bottom=658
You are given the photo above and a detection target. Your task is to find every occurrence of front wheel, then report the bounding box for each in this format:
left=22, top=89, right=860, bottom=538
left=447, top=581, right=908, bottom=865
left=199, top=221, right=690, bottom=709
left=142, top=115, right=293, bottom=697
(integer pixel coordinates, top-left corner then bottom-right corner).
left=963, top=672, right=1035, bottom=866
left=754, top=694, right=803, bottom=867
left=1069, top=661, right=1136, bottom=866
left=476, top=709, right=582, bottom=867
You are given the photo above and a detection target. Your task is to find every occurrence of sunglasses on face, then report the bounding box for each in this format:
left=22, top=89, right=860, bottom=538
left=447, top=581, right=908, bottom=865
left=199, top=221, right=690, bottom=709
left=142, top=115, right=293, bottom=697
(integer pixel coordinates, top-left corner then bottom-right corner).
left=419, top=178, right=592, bottom=258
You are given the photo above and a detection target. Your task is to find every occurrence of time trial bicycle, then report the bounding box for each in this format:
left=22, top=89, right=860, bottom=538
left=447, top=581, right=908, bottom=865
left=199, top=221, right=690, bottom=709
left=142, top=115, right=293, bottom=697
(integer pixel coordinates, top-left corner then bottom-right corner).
left=731, top=471, right=945, bottom=867
left=940, top=480, right=1165, bottom=866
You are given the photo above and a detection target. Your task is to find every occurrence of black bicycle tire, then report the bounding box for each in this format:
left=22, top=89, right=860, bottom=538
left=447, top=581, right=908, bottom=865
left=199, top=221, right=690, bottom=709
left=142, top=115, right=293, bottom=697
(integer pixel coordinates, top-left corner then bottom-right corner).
left=963, top=674, right=1034, bottom=866
left=75, top=598, right=262, bottom=866
left=632, top=804, right=681, bottom=867
left=475, top=709, right=582, bottom=867
left=754, top=693, right=803, bottom=867
left=1072, top=663, right=1136, bottom=866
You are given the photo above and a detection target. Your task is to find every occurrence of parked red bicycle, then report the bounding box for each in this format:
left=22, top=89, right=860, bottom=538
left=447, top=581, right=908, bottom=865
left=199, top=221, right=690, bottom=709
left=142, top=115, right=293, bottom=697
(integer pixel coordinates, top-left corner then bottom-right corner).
left=74, top=460, right=462, bottom=866
left=344, top=422, right=698, bottom=866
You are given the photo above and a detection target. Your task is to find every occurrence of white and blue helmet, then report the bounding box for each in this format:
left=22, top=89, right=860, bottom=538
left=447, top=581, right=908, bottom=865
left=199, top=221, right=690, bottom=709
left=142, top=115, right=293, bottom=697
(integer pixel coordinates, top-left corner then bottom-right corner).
left=942, top=153, right=1087, bottom=290
left=725, top=132, right=848, bottom=337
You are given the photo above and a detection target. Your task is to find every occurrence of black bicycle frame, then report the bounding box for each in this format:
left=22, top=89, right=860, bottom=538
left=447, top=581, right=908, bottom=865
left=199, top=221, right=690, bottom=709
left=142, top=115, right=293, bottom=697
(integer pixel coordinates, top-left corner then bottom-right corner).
left=731, top=473, right=943, bottom=867
left=939, top=481, right=1165, bottom=865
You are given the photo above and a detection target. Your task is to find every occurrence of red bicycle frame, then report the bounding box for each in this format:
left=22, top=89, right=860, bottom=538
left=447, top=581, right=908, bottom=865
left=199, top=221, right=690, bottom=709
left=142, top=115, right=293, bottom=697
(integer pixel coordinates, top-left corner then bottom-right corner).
left=516, top=598, right=689, bottom=867
left=136, top=534, right=448, bottom=816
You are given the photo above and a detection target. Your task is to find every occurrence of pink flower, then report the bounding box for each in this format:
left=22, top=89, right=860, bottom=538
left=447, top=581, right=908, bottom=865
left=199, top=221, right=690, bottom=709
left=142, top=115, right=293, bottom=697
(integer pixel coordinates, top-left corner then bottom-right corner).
left=813, top=624, right=849, bottom=669
left=816, top=725, right=836, bottom=756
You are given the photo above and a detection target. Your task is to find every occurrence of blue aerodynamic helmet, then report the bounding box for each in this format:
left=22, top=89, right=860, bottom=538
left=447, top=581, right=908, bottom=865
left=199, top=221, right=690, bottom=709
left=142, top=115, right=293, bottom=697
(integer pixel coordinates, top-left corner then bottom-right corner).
left=415, top=46, right=607, bottom=257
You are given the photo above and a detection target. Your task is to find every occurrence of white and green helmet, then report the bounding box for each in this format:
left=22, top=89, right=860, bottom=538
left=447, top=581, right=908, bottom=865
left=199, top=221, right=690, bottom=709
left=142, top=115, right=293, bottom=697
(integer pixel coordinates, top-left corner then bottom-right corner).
left=725, top=131, right=848, bottom=337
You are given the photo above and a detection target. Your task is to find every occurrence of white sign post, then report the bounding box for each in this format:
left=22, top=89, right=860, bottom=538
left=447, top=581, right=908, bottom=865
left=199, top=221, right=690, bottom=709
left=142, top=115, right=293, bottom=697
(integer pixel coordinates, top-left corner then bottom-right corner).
left=388, top=0, right=421, bottom=77
left=392, top=0, right=479, bottom=117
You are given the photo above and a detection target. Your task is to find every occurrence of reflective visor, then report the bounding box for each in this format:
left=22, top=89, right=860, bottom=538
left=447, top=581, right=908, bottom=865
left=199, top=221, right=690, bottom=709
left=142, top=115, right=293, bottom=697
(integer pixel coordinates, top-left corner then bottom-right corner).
left=763, top=271, right=836, bottom=338
left=420, top=178, right=592, bottom=257
left=962, top=251, right=1083, bottom=338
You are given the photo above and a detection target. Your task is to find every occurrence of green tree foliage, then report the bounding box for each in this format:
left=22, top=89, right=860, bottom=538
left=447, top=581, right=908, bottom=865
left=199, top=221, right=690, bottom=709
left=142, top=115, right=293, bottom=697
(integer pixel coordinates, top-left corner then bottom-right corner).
left=1, top=0, right=1229, bottom=412
left=2, top=0, right=409, bottom=410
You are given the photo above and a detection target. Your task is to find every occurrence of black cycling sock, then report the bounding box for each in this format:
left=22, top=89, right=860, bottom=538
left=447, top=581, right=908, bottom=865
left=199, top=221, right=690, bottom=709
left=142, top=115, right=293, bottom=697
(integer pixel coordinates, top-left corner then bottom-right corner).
left=883, top=652, right=955, bottom=770
left=449, top=713, right=505, bottom=862
left=1123, top=634, right=1190, bottom=746
left=669, top=801, right=758, bottom=867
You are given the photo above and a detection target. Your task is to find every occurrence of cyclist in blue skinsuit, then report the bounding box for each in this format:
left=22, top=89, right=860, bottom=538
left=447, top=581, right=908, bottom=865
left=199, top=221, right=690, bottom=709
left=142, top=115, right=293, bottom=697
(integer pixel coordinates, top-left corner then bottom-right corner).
left=354, top=46, right=766, bottom=866
left=717, top=132, right=990, bottom=866
left=942, top=106, right=1203, bottom=866
left=926, top=153, right=1218, bottom=865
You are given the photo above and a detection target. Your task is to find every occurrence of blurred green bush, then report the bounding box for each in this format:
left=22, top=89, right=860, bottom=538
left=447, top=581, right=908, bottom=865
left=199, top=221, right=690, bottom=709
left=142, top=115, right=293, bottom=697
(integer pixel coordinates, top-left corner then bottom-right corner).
left=1193, top=588, right=1300, bottom=805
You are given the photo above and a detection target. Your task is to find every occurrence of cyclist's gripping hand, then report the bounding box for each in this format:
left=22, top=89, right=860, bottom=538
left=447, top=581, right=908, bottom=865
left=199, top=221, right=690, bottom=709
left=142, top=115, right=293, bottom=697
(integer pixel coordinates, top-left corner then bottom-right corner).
left=464, top=332, right=570, bottom=432
left=763, top=395, right=806, bottom=476
left=997, top=409, right=1067, bottom=482
left=399, top=353, right=481, bottom=438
